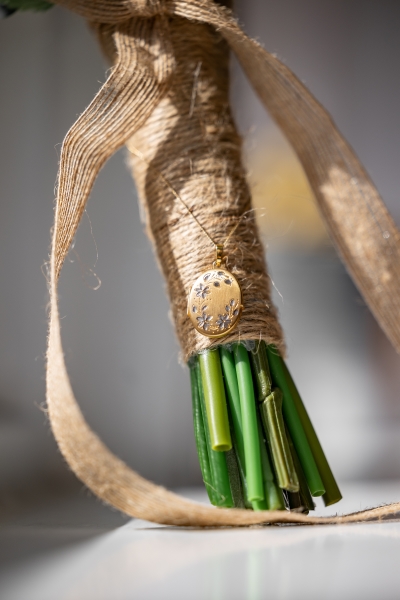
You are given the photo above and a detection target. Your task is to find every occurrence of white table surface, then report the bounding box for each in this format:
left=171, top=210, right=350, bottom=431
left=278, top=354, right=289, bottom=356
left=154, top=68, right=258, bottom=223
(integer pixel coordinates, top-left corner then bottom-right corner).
left=1, top=482, right=400, bottom=600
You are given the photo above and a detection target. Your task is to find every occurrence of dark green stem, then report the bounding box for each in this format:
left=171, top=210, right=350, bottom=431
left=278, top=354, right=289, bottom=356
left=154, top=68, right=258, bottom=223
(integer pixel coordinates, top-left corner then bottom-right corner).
left=250, top=342, right=272, bottom=400
left=189, top=361, right=217, bottom=505
left=256, top=413, right=286, bottom=511
left=281, top=360, right=342, bottom=506
left=286, top=427, right=315, bottom=513
left=225, top=448, right=246, bottom=508
left=260, top=389, right=299, bottom=492
left=266, top=345, right=325, bottom=497
left=231, top=430, right=253, bottom=509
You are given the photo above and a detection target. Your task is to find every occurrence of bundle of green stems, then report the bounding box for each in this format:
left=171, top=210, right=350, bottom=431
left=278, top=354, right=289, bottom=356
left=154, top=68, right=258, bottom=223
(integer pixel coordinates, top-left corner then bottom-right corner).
left=189, top=342, right=342, bottom=512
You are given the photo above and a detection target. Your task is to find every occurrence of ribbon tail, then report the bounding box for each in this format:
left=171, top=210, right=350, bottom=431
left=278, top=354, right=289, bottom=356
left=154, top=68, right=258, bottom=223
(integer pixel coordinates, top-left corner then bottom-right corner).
left=177, top=0, right=400, bottom=353
left=53, top=18, right=171, bottom=278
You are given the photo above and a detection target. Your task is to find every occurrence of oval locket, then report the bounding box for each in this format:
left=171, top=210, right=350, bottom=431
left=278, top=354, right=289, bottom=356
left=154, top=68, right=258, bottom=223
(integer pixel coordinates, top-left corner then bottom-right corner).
left=187, top=267, right=242, bottom=338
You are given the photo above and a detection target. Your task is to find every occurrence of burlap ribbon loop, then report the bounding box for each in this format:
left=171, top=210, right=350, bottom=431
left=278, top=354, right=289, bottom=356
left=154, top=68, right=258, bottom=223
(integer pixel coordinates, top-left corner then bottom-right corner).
left=54, top=16, right=174, bottom=278
left=53, top=0, right=167, bottom=23
left=46, top=0, right=400, bottom=526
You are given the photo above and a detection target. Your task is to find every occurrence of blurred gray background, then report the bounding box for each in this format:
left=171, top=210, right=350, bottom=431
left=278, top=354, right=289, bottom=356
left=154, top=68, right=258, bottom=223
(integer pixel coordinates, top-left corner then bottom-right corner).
left=1, top=1, right=400, bottom=514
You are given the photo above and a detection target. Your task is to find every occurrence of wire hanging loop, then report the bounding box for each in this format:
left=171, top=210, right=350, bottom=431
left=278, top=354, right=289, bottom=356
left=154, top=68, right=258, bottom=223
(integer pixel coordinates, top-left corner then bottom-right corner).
left=213, top=244, right=225, bottom=268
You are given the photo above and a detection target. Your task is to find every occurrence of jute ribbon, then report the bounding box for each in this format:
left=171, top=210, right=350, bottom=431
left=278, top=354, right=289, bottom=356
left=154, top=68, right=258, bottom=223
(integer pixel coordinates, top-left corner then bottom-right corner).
left=46, top=0, right=400, bottom=525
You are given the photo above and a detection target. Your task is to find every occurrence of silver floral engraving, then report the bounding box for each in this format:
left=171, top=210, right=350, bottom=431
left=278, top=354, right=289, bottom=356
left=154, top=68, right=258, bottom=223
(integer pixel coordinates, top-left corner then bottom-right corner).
left=195, top=283, right=210, bottom=299
left=216, top=314, right=232, bottom=330
left=216, top=298, right=239, bottom=331
left=197, top=312, right=213, bottom=331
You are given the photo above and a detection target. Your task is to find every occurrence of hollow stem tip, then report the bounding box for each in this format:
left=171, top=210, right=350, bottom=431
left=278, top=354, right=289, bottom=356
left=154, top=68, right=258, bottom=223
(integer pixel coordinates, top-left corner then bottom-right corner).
left=199, top=349, right=232, bottom=452
left=195, top=359, right=234, bottom=508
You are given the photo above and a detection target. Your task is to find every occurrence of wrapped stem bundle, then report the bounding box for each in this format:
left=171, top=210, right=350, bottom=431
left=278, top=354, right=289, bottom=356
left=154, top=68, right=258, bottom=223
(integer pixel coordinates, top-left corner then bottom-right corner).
left=120, top=6, right=340, bottom=514
left=8, top=0, right=400, bottom=525
left=190, top=342, right=341, bottom=513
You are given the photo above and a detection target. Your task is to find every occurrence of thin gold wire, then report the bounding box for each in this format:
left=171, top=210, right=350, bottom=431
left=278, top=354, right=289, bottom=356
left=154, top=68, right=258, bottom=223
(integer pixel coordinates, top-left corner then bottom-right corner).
left=128, top=145, right=243, bottom=253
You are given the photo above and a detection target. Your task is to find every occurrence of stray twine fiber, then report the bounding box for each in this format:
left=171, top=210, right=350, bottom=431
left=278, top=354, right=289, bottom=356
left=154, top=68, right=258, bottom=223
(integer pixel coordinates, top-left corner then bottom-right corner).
left=46, top=0, right=400, bottom=526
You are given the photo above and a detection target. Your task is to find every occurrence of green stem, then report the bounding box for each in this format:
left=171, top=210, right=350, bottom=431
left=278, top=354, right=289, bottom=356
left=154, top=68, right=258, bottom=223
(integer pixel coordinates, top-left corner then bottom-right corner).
left=219, top=347, right=245, bottom=466
left=266, top=344, right=325, bottom=497
left=233, top=344, right=264, bottom=502
left=284, top=490, right=304, bottom=513
left=286, top=427, right=315, bottom=513
left=225, top=448, right=246, bottom=508
left=250, top=344, right=285, bottom=510
left=281, top=360, right=342, bottom=506
left=256, top=413, right=286, bottom=511
left=250, top=342, right=272, bottom=400
left=189, top=360, right=217, bottom=505
left=231, top=431, right=253, bottom=509
left=196, top=360, right=234, bottom=508
left=199, top=350, right=232, bottom=452
left=220, top=346, right=252, bottom=507
left=251, top=498, right=269, bottom=511
left=260, top=389, right=299, bottom=492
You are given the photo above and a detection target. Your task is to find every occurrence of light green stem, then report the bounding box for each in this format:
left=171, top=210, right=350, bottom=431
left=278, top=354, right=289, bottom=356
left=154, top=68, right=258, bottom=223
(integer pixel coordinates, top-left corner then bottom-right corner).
left=196, top=361, right=234, bottom=508
left=199, top=349, right=232, bottom=452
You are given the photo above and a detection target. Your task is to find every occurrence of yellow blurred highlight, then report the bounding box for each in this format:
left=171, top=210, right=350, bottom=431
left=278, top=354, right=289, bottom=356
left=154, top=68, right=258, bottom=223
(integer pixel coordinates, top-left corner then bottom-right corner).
left=248, top=135, right=329, bottom=249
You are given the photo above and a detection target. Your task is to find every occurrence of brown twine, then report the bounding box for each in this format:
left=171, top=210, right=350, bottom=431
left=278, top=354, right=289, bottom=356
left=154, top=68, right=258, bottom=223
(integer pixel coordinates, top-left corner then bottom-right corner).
left=46, top=0, right=400, bottom=526
left=125, top=14, right=284, bottom=361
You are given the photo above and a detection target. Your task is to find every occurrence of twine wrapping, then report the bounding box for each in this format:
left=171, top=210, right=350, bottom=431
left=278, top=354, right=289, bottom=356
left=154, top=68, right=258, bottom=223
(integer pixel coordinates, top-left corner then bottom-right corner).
left=125, top=14, right=284, bottom=361
left=46, top=0, right=400, bottom=526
